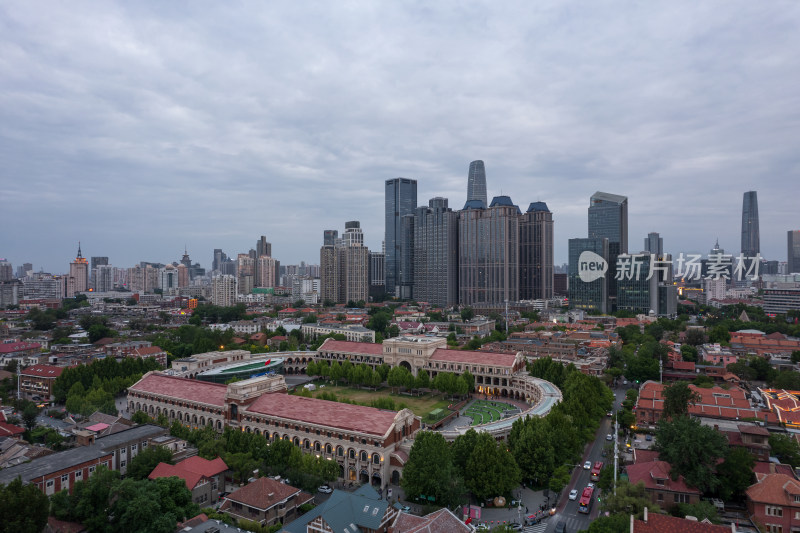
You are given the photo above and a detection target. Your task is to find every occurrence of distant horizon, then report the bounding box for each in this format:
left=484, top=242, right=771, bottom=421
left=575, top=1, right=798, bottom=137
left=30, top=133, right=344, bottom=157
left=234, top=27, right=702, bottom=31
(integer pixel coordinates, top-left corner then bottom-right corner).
left=2, top=3, right=799, bottom=272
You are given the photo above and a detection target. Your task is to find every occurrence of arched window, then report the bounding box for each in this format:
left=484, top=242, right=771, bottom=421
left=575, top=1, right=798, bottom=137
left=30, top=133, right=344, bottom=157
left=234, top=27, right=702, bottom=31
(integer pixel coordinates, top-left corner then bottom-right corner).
left=359, top=451, right=367, bottom=462
left=314, top=442, right=321, bottom=452
left=325, top=444, right=332, bottom=454
left=372, top=453, right=380, bottom=464
left=337, top=446, right=344, bottom=457
left=349, top=449, right=355, bottom=459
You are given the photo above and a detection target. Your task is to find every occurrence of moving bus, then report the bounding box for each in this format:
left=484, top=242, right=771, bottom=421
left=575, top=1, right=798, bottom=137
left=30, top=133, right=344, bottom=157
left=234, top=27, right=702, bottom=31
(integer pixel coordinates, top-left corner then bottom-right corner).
left=590, top=461, right=603, bottom=481
left=578, top=486, right=594, bottom=514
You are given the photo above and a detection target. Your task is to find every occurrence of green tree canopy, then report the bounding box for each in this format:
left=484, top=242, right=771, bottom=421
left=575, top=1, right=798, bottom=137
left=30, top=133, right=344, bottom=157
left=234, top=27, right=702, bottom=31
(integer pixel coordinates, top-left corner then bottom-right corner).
left=0, top=477, right=49, bottom=533
left=126, top=445, right=174, bottom=480
left=600, top=480, right=658, bottom=519
left=716, top=447, right=756, bottom=501
left=654, top=415, right=728, bottom=493
left=768, top=433, right=800, bottom=467
left=401, top=431, right=463, bottom=507
left=662, top=382, right=701, bottom=419
left=464, top=432, right=521, bottom=501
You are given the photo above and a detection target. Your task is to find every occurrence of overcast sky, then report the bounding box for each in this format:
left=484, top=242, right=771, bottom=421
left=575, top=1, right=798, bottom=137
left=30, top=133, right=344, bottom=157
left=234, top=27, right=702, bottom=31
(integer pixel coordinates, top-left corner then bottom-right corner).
left=1, top=2, right=799, bottom=274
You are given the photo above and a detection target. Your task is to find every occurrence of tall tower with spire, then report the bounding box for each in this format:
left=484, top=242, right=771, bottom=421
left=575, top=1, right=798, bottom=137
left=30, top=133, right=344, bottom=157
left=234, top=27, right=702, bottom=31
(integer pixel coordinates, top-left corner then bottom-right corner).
left=67, top=242, right=89, bottom=297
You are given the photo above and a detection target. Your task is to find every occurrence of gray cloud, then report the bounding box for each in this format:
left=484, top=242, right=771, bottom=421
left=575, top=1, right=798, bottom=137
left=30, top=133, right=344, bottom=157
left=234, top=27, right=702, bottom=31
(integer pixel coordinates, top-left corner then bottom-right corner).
left=1, top=1, right=798, bottom=272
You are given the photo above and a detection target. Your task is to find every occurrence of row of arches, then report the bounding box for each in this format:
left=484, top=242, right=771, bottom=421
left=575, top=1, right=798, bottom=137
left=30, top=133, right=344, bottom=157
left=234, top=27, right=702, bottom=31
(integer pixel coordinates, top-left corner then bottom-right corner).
left=130, top=401, right=224, bottom=430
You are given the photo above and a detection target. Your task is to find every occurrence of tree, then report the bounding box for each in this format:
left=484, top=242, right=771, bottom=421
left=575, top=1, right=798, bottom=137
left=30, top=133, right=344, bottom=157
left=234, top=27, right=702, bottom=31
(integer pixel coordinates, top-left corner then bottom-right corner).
left=20, top=403, right=39, bottom=432
left=680, top=344, right=698, bottom=362
left=716, top=447, right=755, bottom=501
left=654, top=415, right=728, bottom=493
left=768, top=434, right=800, bottom=467
left=464, top=432, right=521, bottom=500
left=0, top=477, right=49, bottom=533
left=452, top=429, right=479, bottom=472
left=792, top=350, right=800, bottom=364
left=662, top=382, right=701, bottom=419
left=674, top=501, right=720, bottom=523
left=548, top=464, right=571, bottom=495
left=771, top=371, right=800, bottom=391
left=401, top=431, right=463, bottom=507
left=460, top=307, right=475, bottom=322
left=584, top=513, right=629, bottom=533
left=684, top=329, right=705, bottom=346
left=126, top=445, right=174, bottom=480
left=600, top=480, right=657, bottom=518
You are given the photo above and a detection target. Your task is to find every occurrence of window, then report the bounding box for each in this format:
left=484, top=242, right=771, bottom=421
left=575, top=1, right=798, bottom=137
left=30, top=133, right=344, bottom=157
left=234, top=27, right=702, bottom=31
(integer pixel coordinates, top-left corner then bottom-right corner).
left=132, top=444, right=137, bottom=451
left=673, top=494, right=689, bottom=504
left=767, top=525, right=783, bottom=533
left=655, top=478, right=665, bottom=486
left=89, top=466, right=96, bottom=475
left=75, top=470, right=83, bottom=480
left=61, top=474, right=69, bottom=483
left=121, top=460, right=126, bottom=468
left=142, top=442, right=148, bottom=448
left=47, top=480, right=54, bottom=488
left=657, top=493, right=664, bottom=502
left=767, top=506, right=783, bottom=517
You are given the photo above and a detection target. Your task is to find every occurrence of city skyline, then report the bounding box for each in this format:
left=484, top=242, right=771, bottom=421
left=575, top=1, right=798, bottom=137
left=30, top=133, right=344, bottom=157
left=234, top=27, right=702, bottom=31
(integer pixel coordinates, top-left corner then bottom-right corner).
left=2, top=3, right=799, bottom=271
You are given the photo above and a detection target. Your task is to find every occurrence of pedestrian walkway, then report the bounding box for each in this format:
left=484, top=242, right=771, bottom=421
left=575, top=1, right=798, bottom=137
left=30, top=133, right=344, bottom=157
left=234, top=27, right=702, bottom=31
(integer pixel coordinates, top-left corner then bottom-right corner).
left=524, top=522, right=549, bottom=533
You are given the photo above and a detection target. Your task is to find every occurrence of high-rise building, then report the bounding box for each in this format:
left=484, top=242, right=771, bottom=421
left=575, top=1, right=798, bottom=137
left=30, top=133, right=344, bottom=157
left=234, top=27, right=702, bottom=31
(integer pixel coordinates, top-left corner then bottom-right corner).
left=788, top=231, right=800, bottom=274
left=320, top=236, right=338, bottom=304
left=90, top=256, right=109, bottom=290
left=466, top=160, right=487, bottom=209
left=212, top=249, right=226, bottom=272
left=0, top=260, right=12, bottom=281
left=644, top=233, right=663, bottom=256
left=588, top=192, right=628, bottom=253
left=412, top=197, right=459, bottom=307
left=342, top=221, right=364, bottom=247
left=519, top=202, right=554, bottom=300
left=67, top=243, right=89, bottom=297
left=176, top=264, right=189, bottom=288
left=568, top=238, right=609, bottom=314
left=385, top=177, right=417, bottom=297
left=320, top=224, right=369, bottom=304
left=458, top=196, right=520, bottom=306
left=369, top=249, right=385, bottom=290
left=236, top=254, right=254, bottom=295
left=96, top=264, right=115, bottom=292
left=399, top=214, right=415, bottom=298
left=160, top=265, right=179, bottom=294
left=323, top=230, right=338, bottom=247
left=256, top=236, right=272, bottom=259
left=257, top=256, right=277, bottom=288
left=741, top=191, right=760, bottom=258
left=212, top=275, right=238, bottom=307
left=15, top=263, right=32, bottom=279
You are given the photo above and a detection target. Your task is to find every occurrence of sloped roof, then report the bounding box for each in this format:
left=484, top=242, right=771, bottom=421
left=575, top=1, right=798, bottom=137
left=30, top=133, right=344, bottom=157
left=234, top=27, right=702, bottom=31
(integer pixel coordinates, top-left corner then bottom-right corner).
left=222, top=477, right=302, bottom=511
left=391, top=508, right=472, bottom=533
left=626, top=460, right=700, bottom=495
left=317, top=338, right=384, bottom=355
left=747, top=473, right=800, bottom=505
left=148, top=462, right=205, bottom=490
left=431, top=348, right=517, bottom=367
left=20, top=364, right=63, bottom=378
left=178, top=455, right=228, bottom=478
left=632, top=511, right=731, bottom=533
left=283, top=485, right=388, bottom=533
left=129, top=373, right=227, bottom=407
left=246, top=393, right=398, bottom=436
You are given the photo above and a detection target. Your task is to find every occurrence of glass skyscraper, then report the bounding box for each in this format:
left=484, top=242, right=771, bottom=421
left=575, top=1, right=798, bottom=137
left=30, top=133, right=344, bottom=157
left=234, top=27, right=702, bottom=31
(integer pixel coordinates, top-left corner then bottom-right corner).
left=465, top=160, right=487, bottom=209
left=588, top=192, right=628, bottom=253
left=788, top=230, right=800, bottom=274
left=385, top=178, right=417, bottom=297
left=741, top=191, right=760, bottom=257
left=519, top=202, right=554, bottom=300
left=567, top=238, right=609, bottom=314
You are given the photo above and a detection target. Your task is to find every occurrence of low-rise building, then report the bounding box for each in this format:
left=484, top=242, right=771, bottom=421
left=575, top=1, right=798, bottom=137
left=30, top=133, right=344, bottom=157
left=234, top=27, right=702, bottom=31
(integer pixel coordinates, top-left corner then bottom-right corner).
left=132, top=346, right=167, bottom=367
left=699, top=343, right=737, bottom=366
left=282, top=485, right=399, bottom=533
left=0, top=424, right=167, bottom=494
left=746, top=473, right=800, bottom=533
left=19, top=364, right=64, bottom=402
left=149, top=456, right=228, bottom=506
left=631, top=508, right=734, bottom=533
left=300, top=323, right=376, bottom=343
left=220, top=477, right=312, bottom=527
left=626, top=459, right=701, bottom=509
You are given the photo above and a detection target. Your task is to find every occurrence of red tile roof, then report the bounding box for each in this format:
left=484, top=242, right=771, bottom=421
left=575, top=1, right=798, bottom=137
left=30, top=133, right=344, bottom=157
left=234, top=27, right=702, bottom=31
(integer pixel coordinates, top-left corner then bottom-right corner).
left=747, top=473, right=800, bottom=505
left=0, top=342, right=41, bottom=354
left=431, top=348, right=517, bottom=368
left=0, top=420, right=25, bottom=438
left=626, top=460, right=700, bottom=495
left=317, top=339, right=385, bottom=355
left=223, top=477, right=302, bottom=511
left=147, top=456, right=227, bottom=490
left=20, top=364, right=63, bottom=378
left=134, top=346, right=165, bottom=355
left=129, top=373, right=227, bottom=407
left=246, top=393, right=399, bottom=436
left=632, top=511, right=731, bottom=533
left=753, top=462, right=796, bottom=479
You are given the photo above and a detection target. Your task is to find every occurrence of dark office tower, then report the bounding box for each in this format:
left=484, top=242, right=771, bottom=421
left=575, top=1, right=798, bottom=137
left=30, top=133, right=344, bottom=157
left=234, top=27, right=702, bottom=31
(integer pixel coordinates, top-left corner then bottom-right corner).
left=466, top=160, right=487, bottom=209
left=399, top=214, right=415, bottom=299
left=741, top=191, right=760, bottom=258
left=459, top=196, right=520, bottom=306
left=385, top=178, right=417, bottom=297
left=413, top=198, right=459, bottom=307
left=789, top=231, right=800, bottom=274
left=644, top=233, right=663, bottom=256
left=588, top=192, right=628, bottom=253
left=90, top=256, right=109, bottom=290
left=519, top=202, right=554, bottom=300
left=256, top=236, right=272, bottom=258
left=212, top=249, right=225, bottom=272
left=567, top=238, right=609, bottom=314
left=323, top=230, right=338, bottom=247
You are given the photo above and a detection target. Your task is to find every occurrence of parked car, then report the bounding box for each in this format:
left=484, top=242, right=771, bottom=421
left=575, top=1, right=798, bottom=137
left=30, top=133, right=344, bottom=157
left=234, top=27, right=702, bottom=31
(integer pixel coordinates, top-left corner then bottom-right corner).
left=569, top=489, right=578, bottom=500
left=583, top=461, right=591, bottom=469
left=400, top=505, right=411, bottom=513
left=587, top=482, right=595, bottom=489
left=507, top=523, right=523, bottom=531
left=555, top=521, right=567, bottom=533
left=317, top=485, right=333, bottom=494
left=646, top=434, right=653, bottom=441
left=606, top=433, right=613, bottom=441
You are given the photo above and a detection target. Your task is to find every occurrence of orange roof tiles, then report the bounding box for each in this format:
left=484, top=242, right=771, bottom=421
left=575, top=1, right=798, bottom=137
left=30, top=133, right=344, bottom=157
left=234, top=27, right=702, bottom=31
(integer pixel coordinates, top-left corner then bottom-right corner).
left=246, top=393, right=398, bottom=436
left=747, top=473, right=800, bottom=505
left=129, top=373, right=227, bottom=406
left=223, top=477, right=306, bottom=511
left=431, top=348, right=517, bottom=367
left=633, top=511, right=732, bottom=533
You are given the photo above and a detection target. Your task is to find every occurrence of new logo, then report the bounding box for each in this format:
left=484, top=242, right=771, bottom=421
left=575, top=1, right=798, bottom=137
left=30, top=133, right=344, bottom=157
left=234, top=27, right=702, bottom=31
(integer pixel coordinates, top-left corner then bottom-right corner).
left=578, top=251, right=608, bottom=283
